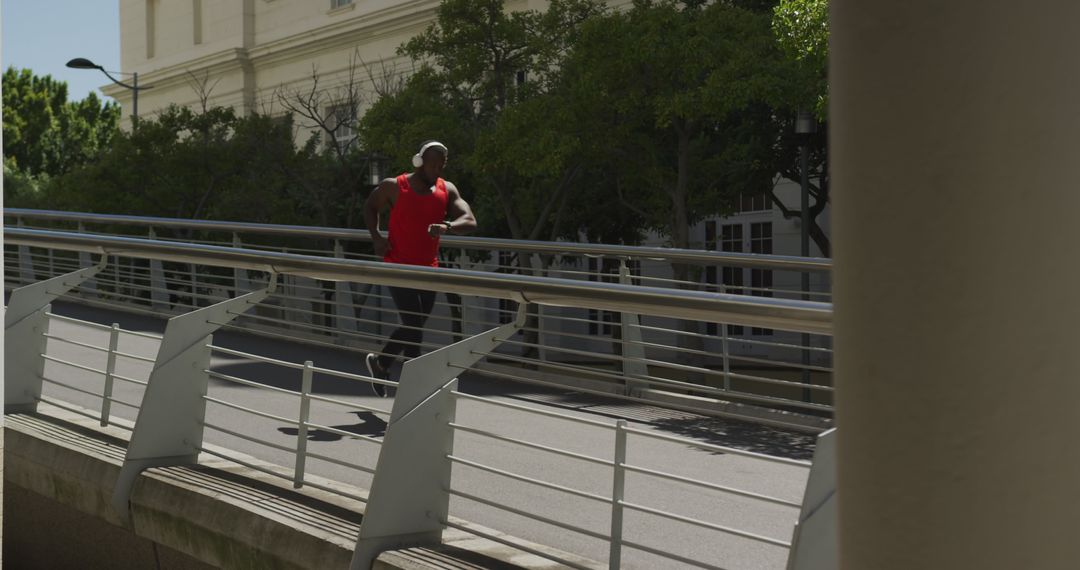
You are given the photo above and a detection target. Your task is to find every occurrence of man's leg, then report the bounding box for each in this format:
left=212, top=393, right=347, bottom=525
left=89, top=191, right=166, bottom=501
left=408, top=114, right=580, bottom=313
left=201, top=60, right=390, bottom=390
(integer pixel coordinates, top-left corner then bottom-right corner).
left=401, top=289, right=437, bottom=359
left=377, top=287, right=428, bottom=368
left=369, top=287, right=438, bottom=394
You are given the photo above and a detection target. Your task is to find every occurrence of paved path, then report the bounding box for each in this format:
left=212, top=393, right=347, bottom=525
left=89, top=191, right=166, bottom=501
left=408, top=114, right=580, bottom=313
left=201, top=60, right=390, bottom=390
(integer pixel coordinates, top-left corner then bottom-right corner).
left=38, top=301, right=817, bottom=570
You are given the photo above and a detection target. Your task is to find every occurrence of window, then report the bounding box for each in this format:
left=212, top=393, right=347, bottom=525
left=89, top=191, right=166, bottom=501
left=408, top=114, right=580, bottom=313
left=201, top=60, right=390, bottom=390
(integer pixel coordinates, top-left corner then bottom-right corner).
left=738, top=193, right=769, bottom=213
left=331, top=0, right=353, bottom=8
left=146, top=0, right=156, bottom=59
left=326, top=104, right=357, bottom=151
left=718, top=224, right=744, bottom=336
left=749, top=222, right=774, bottom=336
left=193, top=0, right=202, bottom=45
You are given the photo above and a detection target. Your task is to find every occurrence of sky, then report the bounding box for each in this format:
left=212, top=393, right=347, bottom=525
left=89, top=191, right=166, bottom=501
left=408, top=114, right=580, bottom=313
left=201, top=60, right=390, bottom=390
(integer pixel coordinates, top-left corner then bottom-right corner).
left=2, top=0, right=122, bottom=102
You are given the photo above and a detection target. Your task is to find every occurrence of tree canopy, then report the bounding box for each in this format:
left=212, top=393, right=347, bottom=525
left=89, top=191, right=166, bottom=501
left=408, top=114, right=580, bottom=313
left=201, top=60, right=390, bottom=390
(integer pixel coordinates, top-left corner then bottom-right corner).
left=3, top=67, right=120, bottom=206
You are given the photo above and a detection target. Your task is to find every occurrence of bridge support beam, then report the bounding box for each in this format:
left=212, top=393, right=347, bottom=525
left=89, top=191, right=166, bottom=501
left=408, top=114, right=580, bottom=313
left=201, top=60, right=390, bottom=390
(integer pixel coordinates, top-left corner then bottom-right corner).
left=833, top=2, right=1080, bottom=568
left=787, top=428, right=836, bottom=570
left=351, top=305, right=526, bottom=569
left=111, top=275, right=277, bottom=520
left=5, top=258, right=108, bottom=413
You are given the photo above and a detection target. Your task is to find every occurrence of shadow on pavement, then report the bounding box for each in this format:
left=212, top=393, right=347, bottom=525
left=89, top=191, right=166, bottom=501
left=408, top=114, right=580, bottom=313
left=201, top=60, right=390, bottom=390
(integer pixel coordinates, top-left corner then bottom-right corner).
left=278, top=411, right=387, bottom=440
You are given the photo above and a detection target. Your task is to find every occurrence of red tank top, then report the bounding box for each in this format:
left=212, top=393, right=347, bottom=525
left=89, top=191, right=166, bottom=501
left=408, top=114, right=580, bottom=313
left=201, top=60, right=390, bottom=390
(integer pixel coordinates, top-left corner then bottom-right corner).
left=385, top=173, right=448, bottom=267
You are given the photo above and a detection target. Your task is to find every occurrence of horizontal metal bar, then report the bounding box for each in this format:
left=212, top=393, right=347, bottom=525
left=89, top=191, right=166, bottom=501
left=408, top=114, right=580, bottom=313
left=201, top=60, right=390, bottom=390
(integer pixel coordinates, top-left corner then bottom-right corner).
left=448, top=422, right=613, bottom=466
left=463, top=367, right=827, bottom=434
left=619, top=538, right=728, bottom=570
left=41, top=355, right=107, bottom=376
left=203, top=396, right=299, bottom=425
left=448, top=488, right=612, bottom=542
left=620, top=463, right=801, bottom=508
left=203, top=421, right=298, bottom=454
left=104, top=395, right=143, bottom=409
left=113, top=350, right=157, bottom=363
left=5, top=228, right=832, bottom=334
left=440, top=519, right=595, bottom=570
left=447, top=454, right=611, bottom=503
left=303, top=393, right=391, bottom=417
left=45, top=312, right=115, bottom=331
left=308, top=364, right=396, bottom=388
left=208, top=346, right=306, bottom=370
left=118, top=328, right=164, bottom=340
left=6, top=208, right=832, bottom=271
left=195, top=445, right=298, bottom=485
left=111, top=373, right=149, bottom=386
left=206, top=370, right=301, bottom=397
left=301, top=421, right=384, bottom=447
left=451, top=391, right=615, bottom=430
left=302, top=449, right=377, bottom=474
left=619, top=499, right=791, bottom=548
left=294, top=476, right=368, bottom=504
left=43, top=334, right=111, bottom=353
left=620, top=426, right=811, bottom=468
left=40, top=376, right=104, bottom=399
left=36, top=396, right=108, bottom=425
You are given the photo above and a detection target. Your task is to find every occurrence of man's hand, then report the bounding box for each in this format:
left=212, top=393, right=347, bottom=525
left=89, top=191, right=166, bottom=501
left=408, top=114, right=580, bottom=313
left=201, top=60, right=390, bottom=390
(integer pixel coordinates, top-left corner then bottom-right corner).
left=427, top=222, right=451, bottom=238
left=373, top=235, right=389, bottom=257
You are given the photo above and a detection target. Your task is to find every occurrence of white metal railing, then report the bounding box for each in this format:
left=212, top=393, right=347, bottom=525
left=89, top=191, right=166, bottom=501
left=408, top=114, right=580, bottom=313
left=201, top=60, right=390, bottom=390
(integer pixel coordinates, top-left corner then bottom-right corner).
left=4, top=227, right=837, bottom=569
left=6, top=227, right=834, bottom=427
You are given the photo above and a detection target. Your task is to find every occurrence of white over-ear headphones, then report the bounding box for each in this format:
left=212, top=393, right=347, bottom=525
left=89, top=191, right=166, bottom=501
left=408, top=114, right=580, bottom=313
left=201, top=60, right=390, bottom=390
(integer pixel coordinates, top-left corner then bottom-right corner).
left=412, top=141, right=448, bottom=168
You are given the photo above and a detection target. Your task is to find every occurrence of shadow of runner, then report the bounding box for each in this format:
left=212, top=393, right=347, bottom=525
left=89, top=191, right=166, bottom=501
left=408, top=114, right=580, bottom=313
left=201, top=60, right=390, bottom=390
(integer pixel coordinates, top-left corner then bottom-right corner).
left=278, top=411, right=387, bottom=440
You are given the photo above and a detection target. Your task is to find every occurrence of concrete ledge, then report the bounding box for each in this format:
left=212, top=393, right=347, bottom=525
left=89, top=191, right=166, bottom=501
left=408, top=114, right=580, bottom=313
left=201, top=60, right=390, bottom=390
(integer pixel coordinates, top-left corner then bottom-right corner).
left=4, top=404, right=599, bottom=569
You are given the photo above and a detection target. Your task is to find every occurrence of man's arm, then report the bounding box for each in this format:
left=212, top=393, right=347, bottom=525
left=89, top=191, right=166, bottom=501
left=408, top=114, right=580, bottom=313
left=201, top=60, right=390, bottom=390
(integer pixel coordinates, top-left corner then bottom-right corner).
left=364, top=178, right=398, bottom=256
left=429, top=181, right=477, bottom=237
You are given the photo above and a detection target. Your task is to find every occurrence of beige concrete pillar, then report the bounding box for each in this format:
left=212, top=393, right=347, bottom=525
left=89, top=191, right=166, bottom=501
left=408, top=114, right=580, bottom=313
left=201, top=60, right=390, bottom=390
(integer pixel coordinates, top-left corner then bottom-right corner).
left=831, top=2, right=1080, bottom=569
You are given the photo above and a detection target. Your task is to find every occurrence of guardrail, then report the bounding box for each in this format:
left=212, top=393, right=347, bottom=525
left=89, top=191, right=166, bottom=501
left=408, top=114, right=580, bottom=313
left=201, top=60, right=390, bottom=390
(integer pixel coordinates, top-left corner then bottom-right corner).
left=6, top=221, right=835, bottom=424
left=5, top=229, right=837, bottom=568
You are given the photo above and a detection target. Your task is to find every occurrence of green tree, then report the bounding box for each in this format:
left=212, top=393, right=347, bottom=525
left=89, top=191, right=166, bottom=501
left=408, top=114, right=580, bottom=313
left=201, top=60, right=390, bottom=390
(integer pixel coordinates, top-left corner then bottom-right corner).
left=46, top=105, right=313, bottom=225
left=563, top=0, right=783, bottom=265
left=2, top=67, right=119, bottom=177
left=771, top=0, right=830, bottom=255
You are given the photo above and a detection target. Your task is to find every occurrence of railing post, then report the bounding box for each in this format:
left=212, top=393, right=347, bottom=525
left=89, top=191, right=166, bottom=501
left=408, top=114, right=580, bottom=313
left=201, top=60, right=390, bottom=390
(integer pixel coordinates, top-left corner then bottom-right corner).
left=609, top=419, right=628, bottom=570
left=17, top=218, right=35, bottom=285
left=232, top=232, right=252, bottom=293
left=111, top=276, right=278, bottom=520
left=5, top=259, right=108, bottom=413
left=618, top=260, right=649, bottom=396
left=333, top=240, right=358, bottom=334
left=100, top=323, right=121, bottom=427
left=77, top=222, right=99, bottom=297
left=351, top=306, right=527, bottom=569
left=147, top=228, right=170, bottom=311
left=786, top=428, right=837, bottom=570
left=719, top=282, right=732, bottom=392
left=294, top=360, right=314, bottom=488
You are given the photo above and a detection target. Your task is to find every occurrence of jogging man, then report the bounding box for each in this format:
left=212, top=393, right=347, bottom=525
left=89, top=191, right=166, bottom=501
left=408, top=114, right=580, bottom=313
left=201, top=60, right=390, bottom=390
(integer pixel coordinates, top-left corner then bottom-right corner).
left=363, top=140, right=476, bottom=396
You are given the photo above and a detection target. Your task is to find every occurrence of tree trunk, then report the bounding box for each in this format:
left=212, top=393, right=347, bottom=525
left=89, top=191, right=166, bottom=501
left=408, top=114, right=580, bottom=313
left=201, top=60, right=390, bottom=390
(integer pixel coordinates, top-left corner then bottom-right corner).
left=670, top=124, right=706, bottom=384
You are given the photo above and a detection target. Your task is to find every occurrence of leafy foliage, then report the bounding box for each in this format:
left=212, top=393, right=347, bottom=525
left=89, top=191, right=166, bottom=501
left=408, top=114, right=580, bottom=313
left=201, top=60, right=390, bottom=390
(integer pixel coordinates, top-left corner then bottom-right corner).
left=3, top=67, right=120, bottom=206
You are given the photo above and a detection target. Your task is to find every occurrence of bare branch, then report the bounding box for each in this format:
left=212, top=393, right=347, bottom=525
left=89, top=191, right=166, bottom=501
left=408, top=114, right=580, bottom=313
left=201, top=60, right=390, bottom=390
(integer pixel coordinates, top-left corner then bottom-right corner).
left=185, top=69, right=222, bottom=112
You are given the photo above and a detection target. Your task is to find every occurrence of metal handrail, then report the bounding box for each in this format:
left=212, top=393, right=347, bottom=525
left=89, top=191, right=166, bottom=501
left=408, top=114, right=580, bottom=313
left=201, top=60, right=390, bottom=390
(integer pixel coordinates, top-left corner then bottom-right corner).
left=5, top=208, right=832, bottom=271
left=5, top=228, right=832, bottom=334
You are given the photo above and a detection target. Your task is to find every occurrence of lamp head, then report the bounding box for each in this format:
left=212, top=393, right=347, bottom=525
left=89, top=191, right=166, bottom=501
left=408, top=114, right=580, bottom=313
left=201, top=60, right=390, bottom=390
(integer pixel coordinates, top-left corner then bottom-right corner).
left=66, top=58, right=102, bottom=70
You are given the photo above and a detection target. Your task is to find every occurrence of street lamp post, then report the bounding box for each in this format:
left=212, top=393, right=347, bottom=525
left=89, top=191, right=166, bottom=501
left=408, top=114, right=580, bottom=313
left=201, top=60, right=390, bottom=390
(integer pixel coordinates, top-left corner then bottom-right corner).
left=66, top=57, right=149, bottom=121
left=795, top=110, right=817, bottom=402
